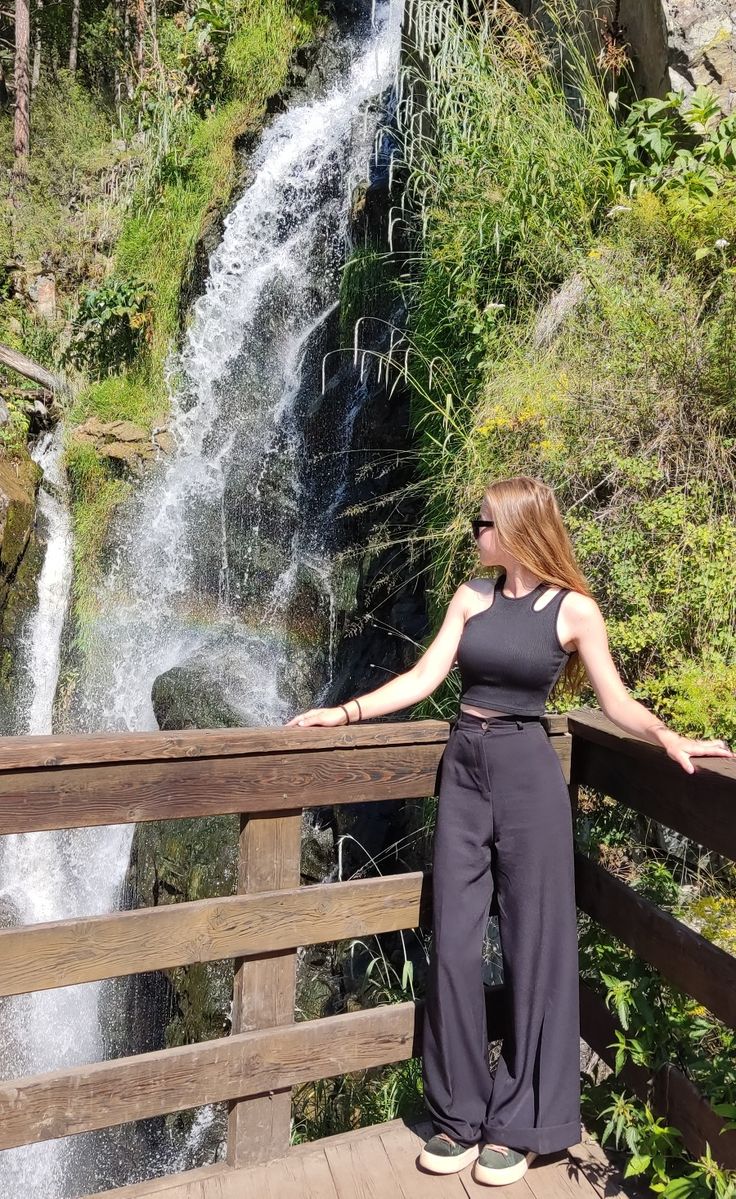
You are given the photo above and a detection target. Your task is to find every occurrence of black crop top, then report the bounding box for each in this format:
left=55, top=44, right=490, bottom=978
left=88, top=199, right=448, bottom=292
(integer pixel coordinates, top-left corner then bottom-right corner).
left=455, top=571, right=572, bottom=716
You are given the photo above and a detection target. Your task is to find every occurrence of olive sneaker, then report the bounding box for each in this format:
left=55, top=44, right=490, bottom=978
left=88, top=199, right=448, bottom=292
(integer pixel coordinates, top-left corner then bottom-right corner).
left=418, top=1131, right=480, bottom=1174
left=473, top=1143, right=537, bottom=1185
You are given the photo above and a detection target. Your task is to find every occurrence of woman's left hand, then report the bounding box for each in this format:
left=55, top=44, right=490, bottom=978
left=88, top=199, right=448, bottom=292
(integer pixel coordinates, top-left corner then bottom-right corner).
left=661, top=731, right=735, bottom=775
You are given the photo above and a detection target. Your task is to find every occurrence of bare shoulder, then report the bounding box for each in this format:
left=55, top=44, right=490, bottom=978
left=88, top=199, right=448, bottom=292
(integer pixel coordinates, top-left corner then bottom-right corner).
left=563, top=590, right=600, bottom=615
left=456, top=576, right=495, bottom=619
left=558, top=589, right=604, bottom=634
left=461, top=576, right=495, bottom=598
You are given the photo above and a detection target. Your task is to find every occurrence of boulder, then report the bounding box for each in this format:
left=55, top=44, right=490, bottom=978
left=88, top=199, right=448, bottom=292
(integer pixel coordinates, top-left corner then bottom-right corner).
left=72, top=416, right=174, bottom=470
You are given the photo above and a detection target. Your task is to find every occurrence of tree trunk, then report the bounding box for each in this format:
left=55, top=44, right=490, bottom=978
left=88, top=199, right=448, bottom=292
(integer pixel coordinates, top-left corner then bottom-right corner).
left=0, top=343, right=60, bottom=392
left=123, top=0, right=133, bottom=99
left=13, top=0, right=31, bottom=177
left=135, top=0, right=144, bottom=75
left=31, top=0, right=42, bottom=89
left=68, top=0, right=79, bottom=71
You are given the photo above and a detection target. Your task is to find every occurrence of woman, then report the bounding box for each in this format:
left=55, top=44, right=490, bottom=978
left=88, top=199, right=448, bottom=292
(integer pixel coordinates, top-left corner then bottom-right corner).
left=285, top=475, right=734, bottom=1187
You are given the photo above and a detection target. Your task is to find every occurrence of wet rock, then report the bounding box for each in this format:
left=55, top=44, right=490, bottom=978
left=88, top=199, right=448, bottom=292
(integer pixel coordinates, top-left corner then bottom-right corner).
left=72, top=416, right=174, bottom=469
left=151, top=628, right=299, bottom=730
left=0, top=453, right=42, bottom=611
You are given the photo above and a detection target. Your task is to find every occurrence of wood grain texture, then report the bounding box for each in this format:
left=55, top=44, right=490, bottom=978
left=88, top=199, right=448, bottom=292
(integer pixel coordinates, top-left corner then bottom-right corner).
left=0, top=720, right=572, bottom=835
left=0, top=715, right=569, bottom=773
left=226, top=811, right=301, bottom=1168
left=83, top=1116, right=625, bottom=1199
left=0, top=1001, right=423, bottom=1150
left=575, top=851, right=736, bottom=1030
left=0, top=743, right=444, bottom=834
left=0, top=872, right=433, bottom=998
left=567, top=709, right=736, bottom=860
left=0, top=720, right=450, bottom=771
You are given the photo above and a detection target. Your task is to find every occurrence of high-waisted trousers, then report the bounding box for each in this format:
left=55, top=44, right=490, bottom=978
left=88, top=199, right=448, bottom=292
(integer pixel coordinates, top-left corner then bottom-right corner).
left=422, top=709, right=581, bottom=1154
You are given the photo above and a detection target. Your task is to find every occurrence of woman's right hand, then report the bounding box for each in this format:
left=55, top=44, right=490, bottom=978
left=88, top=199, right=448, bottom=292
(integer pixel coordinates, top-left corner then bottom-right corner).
left=284, top=707, right=348, bottom=728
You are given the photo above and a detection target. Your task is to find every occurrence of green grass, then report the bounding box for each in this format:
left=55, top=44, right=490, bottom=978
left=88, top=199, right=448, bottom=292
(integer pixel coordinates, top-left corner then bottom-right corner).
left=345, top=0, right=736, bottom=738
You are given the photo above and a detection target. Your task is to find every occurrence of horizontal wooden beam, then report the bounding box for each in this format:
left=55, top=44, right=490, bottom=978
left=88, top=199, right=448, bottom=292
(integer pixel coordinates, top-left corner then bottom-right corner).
left=580, top=980, right=736, bottom=1169
left=575, top=850, right=736, bottom=1030
left=0, top=714, right=568, bottom=773
left=0, top=872, right=433, bottom=997
left=0, top=742, right=444, bottom=834
left=0, top=720, right=450, bottom=772
left=0, top=1001, right=423, bottom=1150
left=0, top=718, right=571, bottom=835
left=567, top=709, right=736, bottom=861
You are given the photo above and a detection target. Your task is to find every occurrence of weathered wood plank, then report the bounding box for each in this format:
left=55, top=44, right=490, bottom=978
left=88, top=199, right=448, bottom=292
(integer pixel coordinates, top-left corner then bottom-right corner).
left=322, top=1132, right=406, bottom=1198
left=0, top=722, right=571, bottom=835
left=81, top=1163, right=225, bottom=1198
left=81, top=1116, right=624, bottom=1199
left=0, top=721, right=450, bottom=772
left=226, top=811, right=301, bottom=1167
left=0, top=743, right=445, bottom=834
left=379, top=1122, right=470, bottom=1197
left=0, top=715, right=568, bottom=773
left=568, top=709, right=736, bottom=860
left=0, top=1001, right=423, bottom=1150
left=0, top=872, right=433, bottom=997
left=565, top=1132, right=633, bottom=1199
left=575, top=851, right=736, bottom=1030
left=82, top=1117, right=475, bottom=1199
left=580, top=980, right=736, bottom=1169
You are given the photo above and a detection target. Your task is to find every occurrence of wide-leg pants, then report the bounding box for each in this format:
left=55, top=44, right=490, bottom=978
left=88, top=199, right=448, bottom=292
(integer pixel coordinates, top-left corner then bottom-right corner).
left=422, top=709, right=581, bottom=1154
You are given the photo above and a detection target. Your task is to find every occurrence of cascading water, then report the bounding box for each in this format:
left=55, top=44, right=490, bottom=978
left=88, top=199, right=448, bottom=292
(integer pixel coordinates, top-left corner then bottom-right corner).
left=0, top=3, right=403, bottom=1195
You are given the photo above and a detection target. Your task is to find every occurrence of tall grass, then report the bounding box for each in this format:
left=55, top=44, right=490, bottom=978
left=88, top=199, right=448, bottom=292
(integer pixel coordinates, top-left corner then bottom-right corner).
left=343, top=0, right=735, bottom=735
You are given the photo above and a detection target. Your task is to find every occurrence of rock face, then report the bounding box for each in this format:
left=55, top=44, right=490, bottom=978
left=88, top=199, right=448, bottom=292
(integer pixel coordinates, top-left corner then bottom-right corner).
left=72, top=416, right=174, bottom=469
left=612, top=0, right=736, bottom=110
left=517, top=0, right=736, bottom=111
left=0, top=453, right=43, bottom=731
left=0, top=454, right=42, bottom=612
left=660, top=1, right=735, bottom=109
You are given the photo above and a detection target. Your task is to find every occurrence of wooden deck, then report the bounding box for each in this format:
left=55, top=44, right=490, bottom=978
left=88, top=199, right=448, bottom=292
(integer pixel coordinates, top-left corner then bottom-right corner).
left=93, top=1117, right=636, bottom=1199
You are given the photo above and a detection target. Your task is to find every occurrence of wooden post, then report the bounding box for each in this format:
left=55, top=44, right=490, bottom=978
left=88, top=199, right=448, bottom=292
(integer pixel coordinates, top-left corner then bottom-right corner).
left=226, top=808, right=302, bottom=1167
left=566, top=713, right=580, bottom=821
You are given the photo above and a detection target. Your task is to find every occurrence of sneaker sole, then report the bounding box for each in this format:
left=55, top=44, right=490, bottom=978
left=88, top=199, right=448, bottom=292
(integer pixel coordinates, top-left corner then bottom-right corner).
left=418, top=1143, right=480, bottom=1174
left=473, top=1150, right=537, bottom=1185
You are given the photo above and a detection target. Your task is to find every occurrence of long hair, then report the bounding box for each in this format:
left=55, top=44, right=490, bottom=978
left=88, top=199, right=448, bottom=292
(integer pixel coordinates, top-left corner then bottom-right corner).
left=482, top=475, right=592, bottom=700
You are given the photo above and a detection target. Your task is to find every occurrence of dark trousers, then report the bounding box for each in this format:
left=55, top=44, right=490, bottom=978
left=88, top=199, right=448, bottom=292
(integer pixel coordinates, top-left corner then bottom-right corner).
left=422, top=709, right=581, bottom=1154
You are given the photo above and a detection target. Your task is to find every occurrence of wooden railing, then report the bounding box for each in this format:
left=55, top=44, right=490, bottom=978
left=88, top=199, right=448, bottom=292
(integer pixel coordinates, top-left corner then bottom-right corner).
left=0, top=709, right=733, bottom=1196
left=568, top=711, right=736, bottom=1170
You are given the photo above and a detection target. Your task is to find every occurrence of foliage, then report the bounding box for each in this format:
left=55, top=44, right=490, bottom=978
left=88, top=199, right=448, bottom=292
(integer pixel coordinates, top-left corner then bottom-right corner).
left=63, top=438, right=132, bottom=634
left=602, top=86, right=736, bottom=206
left=576, top=789, right=736, bottom=1195
left=291, top=1058, right=425, bottom=1144
left=63, top=276, right=153, bottom=377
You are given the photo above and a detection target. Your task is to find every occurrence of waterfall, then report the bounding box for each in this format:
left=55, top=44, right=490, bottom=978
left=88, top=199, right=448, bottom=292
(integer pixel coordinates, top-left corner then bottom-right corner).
left=0, top=424, right=91, bottom=1197
left=0, top=3, right=403, bottom=1194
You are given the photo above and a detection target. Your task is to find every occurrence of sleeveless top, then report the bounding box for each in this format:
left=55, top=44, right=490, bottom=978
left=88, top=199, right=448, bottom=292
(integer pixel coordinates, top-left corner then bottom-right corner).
left=455, top=570, right=572, bottom=716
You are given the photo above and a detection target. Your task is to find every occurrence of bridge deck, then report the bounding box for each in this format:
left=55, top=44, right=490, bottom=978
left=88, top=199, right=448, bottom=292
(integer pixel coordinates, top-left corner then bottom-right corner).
left=92, top=1116, right=636, bottom=1199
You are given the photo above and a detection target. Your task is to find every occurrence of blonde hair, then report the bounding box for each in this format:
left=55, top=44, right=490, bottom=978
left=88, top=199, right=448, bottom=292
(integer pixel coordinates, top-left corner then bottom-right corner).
left=482, top=474, right=592, bottom=699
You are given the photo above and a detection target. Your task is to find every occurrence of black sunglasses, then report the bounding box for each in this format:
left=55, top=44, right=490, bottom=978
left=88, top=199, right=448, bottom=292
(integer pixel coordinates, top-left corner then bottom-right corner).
left=471, top=518, right=495, bottom=538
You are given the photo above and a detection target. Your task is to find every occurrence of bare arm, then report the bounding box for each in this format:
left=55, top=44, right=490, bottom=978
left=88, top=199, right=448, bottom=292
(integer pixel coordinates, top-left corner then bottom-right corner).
left=284, top=583, right=472, bottom=727
left=568, top=593, right=735, bottom=773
